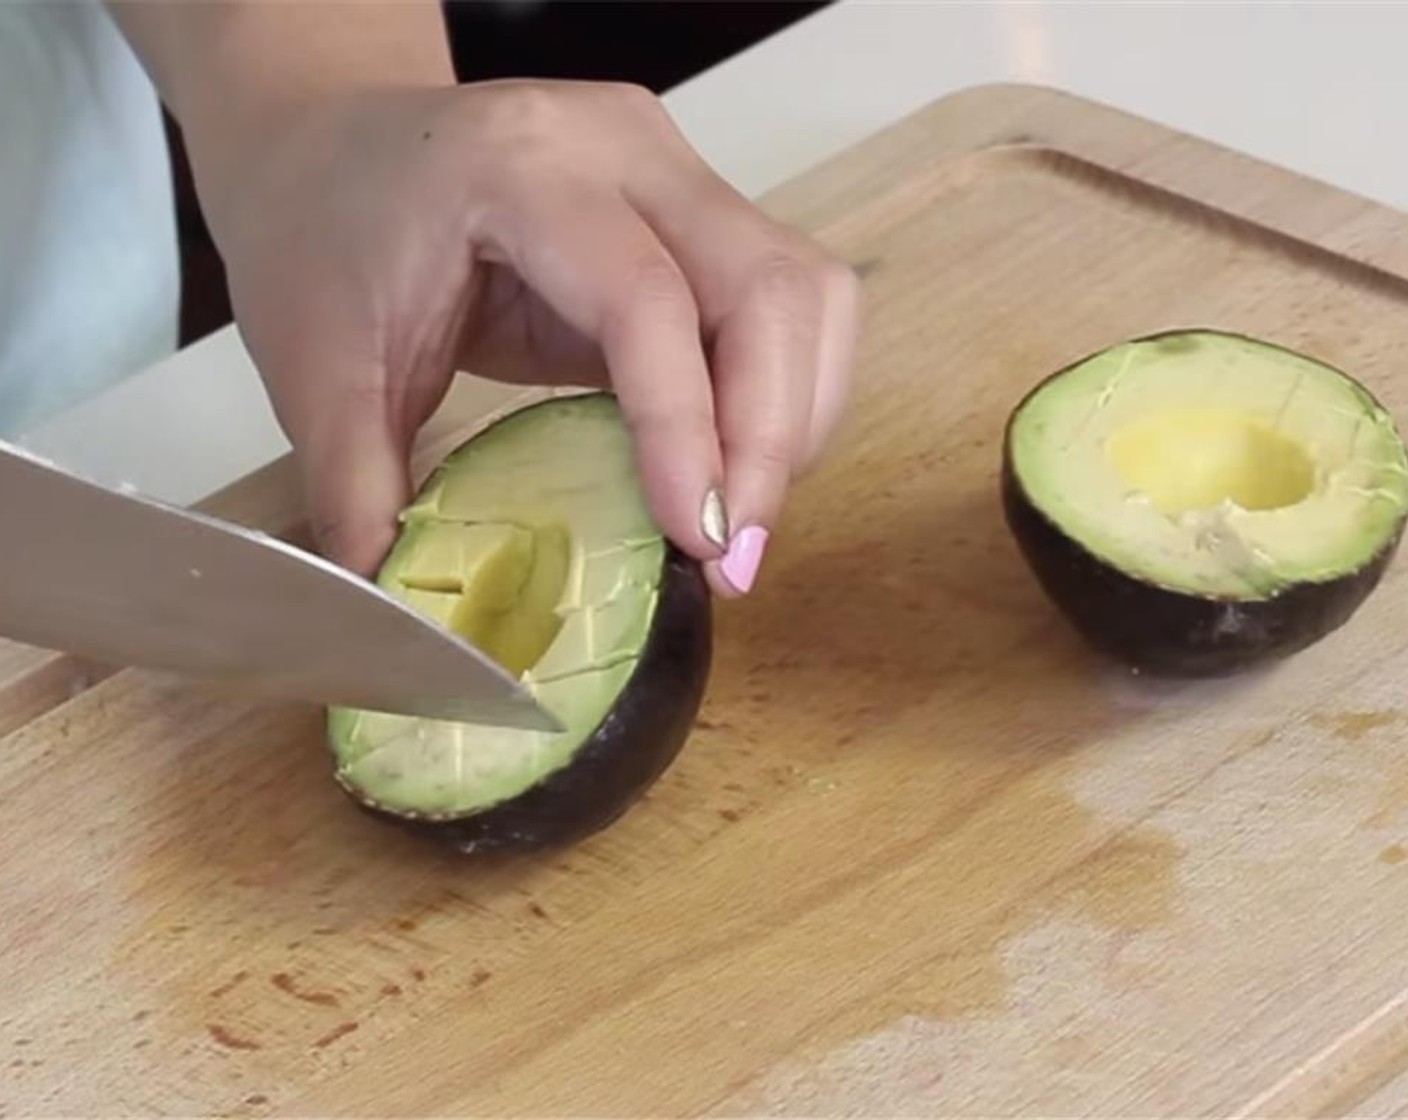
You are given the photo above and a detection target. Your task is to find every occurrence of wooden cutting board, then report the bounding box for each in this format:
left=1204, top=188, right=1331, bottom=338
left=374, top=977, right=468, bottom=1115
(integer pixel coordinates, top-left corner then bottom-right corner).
left=10, top=83, right=1408, bottom=1116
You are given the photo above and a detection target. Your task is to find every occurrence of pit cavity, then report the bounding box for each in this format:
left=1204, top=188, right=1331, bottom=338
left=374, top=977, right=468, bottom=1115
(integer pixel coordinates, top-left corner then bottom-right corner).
left=1107, top=408, right=1315, bottom=517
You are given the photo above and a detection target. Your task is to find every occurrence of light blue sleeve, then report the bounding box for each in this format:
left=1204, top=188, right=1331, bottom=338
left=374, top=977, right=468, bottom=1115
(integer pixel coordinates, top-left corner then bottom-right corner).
left=0, top=0, right=179, bottom=440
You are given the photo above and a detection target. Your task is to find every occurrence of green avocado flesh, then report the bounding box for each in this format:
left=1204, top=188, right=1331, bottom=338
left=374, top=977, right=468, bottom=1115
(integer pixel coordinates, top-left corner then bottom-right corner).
left=327, top=393, right=665, bottom=819
left=1008, top=331, right=1408, bottom=599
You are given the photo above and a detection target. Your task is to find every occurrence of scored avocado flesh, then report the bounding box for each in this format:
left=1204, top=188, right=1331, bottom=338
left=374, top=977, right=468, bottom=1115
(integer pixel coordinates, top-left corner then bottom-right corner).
left=1009, top=331, right=1408, bottom=599
left=327, top=394, right=664, bottom=819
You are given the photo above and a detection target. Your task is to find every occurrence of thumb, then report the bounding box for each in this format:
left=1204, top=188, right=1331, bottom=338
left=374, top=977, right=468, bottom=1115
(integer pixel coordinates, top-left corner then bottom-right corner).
left=291, top=378, right=413, bottom=579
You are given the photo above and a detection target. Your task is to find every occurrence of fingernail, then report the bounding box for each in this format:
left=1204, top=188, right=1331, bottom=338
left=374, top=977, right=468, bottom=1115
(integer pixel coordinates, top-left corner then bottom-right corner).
left=720, top=526, right=769, bottom=594
left=701, top=487, right=730, bottom=552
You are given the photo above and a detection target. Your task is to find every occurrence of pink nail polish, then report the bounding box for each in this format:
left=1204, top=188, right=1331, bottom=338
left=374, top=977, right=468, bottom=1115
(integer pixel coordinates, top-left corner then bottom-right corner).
left=720, top=526, right=769, bottom=594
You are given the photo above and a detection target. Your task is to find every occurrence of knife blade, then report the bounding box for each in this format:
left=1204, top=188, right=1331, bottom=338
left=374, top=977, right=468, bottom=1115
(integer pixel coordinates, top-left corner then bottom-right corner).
left=0, top=439, right=561, bottom=731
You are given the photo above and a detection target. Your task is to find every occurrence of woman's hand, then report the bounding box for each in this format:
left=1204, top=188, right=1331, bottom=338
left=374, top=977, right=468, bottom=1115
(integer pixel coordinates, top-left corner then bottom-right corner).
left=112, top=5, right=860, bottom=597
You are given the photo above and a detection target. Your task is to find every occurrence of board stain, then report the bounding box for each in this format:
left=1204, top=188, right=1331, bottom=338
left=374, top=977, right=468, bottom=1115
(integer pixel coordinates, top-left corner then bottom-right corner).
left=1047, top=829, right=1181, bottom=930
left=711, top=781, right=1182, bottom=1116
left=1362, top=755, right=1408, bottom=829
left=1312, top=709, right=1400, bottom=741
left=1241, top=728, right=1277, bottom=752
left=1041, top=1031, right=1099, bottom=1068
left=469, top=969, right=492, bottom=989
left=1381, top=844, right=1407, bottom=865
left=244, top=1094, right=268, bottom=1106
left=910, top=805, right=1177, bottom=1022
left=207, top=1024, right=261, bottom=1051
left=311, top=1021, right=359, bottom=1049
left=271, top=972, right=339, bottom=1007
left=209, top=971, right=249, bottom=999
left=113, top=695, right=538, bottom=1090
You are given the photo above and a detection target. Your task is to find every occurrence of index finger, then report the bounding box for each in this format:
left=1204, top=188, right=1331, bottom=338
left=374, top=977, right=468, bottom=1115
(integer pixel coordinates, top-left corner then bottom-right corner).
left=481, top=179, right=726, bottom=562
left=631, top=166, right=861, bottom=595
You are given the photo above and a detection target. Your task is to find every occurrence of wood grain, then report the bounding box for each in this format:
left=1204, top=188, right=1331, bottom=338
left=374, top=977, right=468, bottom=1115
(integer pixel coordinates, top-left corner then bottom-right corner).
left=0, top=641, right=102, bottom=741
left=8, top=84, right=1408, bottom=1115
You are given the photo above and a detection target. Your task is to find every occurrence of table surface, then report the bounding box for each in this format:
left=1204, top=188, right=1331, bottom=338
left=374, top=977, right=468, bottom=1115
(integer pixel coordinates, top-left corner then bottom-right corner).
left=21, top=0, right=1408, bottom=504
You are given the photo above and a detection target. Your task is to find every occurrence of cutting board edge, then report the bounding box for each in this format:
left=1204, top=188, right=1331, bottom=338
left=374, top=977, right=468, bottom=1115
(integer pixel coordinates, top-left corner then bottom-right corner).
left=762, top=82, right=1408, bottom=272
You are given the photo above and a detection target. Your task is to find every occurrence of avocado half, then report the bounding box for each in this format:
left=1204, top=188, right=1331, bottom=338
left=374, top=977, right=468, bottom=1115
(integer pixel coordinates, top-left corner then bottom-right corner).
left=327, top=392, right=712, bottom=852
left=1001, top=329, right=1408, bottom=676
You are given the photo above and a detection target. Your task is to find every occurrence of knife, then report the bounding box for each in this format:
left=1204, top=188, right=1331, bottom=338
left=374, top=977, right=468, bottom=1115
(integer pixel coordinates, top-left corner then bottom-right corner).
left=0, top=439, right=560, bottom=731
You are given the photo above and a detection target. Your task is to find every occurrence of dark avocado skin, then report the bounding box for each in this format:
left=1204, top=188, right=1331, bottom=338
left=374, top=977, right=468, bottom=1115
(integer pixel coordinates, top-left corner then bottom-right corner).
left=348, top=542, right=712, bottom=852
left=1001, top=455, right=1401, bottom=676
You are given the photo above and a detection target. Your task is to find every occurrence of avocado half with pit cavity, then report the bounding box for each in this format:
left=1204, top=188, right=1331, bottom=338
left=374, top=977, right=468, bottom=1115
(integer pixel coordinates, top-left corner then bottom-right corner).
left=1001, top=329, right=1408, bottom=676
left=327, top=392, right=711, bottom=852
